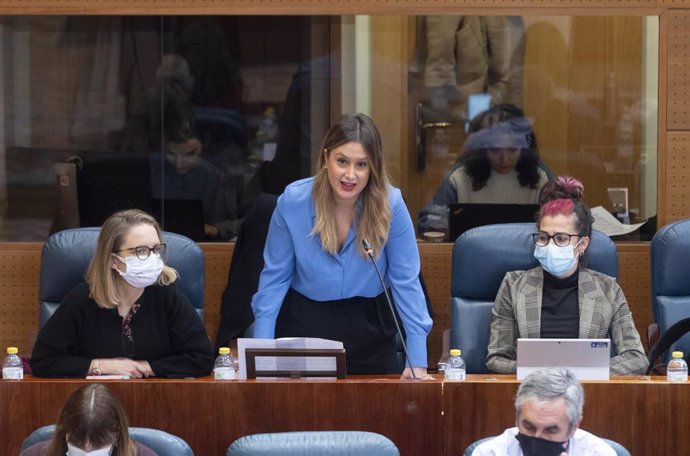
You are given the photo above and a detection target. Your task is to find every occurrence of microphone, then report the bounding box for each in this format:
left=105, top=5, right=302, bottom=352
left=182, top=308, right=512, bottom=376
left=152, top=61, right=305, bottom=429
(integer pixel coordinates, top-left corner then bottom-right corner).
left=362, top=238, right=418, bottom=380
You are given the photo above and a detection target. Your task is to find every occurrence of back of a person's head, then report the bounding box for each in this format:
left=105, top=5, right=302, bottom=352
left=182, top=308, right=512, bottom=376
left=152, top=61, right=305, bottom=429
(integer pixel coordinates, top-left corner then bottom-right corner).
left=45, top=384, right=135, bottom=456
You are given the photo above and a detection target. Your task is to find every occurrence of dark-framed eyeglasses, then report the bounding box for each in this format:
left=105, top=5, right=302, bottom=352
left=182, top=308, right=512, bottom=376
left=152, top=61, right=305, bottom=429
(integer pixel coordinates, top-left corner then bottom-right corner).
left=114, top=243, right=167, bottom=260
left=532, top=232, right=581, bottom=247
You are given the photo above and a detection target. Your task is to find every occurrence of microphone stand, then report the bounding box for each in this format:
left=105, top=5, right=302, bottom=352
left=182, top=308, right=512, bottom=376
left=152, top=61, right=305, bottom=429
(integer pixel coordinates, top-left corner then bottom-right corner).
left=362, top=239, right=418, bottom=380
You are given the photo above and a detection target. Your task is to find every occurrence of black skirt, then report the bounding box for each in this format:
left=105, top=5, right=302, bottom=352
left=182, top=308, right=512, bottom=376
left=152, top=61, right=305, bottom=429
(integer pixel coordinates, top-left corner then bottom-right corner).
left=275, top=288, right=401, bottom=375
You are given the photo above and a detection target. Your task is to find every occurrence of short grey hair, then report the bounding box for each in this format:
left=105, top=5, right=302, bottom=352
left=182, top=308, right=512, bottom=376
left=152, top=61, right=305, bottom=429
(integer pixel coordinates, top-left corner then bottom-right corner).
left=515, top=368, right=584, bottom=430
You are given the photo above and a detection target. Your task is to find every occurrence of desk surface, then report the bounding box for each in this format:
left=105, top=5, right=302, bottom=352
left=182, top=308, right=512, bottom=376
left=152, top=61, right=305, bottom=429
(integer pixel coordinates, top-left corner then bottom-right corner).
left=1, top=375, right=685, bottom=456
left=0, top=375, right=443, bottom=456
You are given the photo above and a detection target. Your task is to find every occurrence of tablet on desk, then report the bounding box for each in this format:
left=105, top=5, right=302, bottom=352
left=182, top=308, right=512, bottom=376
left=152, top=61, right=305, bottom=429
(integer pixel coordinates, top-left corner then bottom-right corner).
left=517, top=338, right=611, bottom=381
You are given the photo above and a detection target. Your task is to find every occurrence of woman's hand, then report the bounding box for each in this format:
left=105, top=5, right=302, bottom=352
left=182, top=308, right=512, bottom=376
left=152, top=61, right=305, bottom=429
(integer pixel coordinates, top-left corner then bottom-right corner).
left=400, top=367, right=433, bottom=380
left=98, top=358, right=153, bottom=378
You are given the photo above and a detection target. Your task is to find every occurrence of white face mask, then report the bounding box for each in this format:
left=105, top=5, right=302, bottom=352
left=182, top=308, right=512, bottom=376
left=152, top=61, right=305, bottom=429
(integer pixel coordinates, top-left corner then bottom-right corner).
left=113, top=252, right=164, bottom=289
left=66, top=442, right=113, bottom=456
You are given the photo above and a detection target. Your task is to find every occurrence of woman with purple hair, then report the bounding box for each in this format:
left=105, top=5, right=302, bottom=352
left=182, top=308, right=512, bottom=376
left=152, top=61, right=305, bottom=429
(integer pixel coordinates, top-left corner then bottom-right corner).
left=486, top=176, right=648, bottom=375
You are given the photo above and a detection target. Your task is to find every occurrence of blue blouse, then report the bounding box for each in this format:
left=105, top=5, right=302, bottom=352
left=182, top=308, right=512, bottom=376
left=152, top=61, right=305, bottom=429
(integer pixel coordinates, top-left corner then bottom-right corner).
left=251, top=177, right=433, bottom=367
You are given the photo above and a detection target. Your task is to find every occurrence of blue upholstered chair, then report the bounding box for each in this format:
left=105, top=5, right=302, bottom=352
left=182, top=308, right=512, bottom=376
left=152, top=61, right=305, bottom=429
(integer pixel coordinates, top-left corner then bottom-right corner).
left=650, top=218, right=690, bottom=364
left=463, top=435, right=630, bottom=456
left=450, top=223, right=618, bottom=373
left=226, top=431, right=399, bottom=456
left=21, top=424, right=194, bottom=456
left=39, top=227, right=204, bottom=327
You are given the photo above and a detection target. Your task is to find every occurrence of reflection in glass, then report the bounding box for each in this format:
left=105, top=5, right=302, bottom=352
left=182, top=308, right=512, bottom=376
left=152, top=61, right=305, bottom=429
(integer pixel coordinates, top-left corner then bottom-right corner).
left=0, top=15, right=658, bottom=241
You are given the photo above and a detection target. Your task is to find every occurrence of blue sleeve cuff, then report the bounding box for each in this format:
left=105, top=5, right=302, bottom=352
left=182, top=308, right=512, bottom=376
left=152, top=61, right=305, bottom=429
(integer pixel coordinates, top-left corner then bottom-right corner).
left=406, top=334, right=429, bottom=368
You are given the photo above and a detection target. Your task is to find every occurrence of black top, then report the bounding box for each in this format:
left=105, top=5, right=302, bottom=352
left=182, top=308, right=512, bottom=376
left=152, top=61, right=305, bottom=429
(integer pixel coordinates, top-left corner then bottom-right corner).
left=540, top=268, right=580, bottom=339
left=30, top=282, right=214, bottom=378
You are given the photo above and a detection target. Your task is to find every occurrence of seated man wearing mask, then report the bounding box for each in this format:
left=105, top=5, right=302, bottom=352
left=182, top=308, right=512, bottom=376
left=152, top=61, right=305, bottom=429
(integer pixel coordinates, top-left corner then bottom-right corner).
left=472, top=368, right=616, bottom=456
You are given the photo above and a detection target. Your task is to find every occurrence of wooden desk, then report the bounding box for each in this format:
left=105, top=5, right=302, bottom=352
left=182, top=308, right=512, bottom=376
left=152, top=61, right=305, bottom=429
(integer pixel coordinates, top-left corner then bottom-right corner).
left=0, top=376, right=443, bottom=456
left=3, top=375, right=686, bottom=455
left=444, top=375, right=689, bottom=456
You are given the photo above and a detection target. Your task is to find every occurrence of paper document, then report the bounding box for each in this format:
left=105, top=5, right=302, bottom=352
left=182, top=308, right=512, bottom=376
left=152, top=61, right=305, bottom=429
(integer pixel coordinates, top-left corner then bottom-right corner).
left=591, top=206, right=647, bottom=237
left=237, top=337, right=344, bottom=379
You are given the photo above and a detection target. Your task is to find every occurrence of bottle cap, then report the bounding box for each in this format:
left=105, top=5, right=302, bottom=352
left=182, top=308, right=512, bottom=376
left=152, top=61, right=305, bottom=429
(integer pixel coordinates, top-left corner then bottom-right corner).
left=218, top=347, right=230, bottom=355
left=672, top=351, right=684, bottom=359
left=450, top=349, right=461, bottom=356
left=6, top=347, right=18, bottom=355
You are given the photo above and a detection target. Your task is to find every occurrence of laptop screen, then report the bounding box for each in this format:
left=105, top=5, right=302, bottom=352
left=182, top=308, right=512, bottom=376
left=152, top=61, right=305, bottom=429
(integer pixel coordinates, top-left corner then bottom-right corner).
left=448, top=203, right=539, bottom=242
left=516, top=338, right=611, bottom=381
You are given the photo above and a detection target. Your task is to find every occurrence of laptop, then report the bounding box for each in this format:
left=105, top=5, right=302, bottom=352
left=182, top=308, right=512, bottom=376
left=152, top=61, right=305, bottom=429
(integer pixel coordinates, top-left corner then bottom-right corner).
left=448, top=203, right=539, bottom=242
left=516, top=338, right=611, bottom=381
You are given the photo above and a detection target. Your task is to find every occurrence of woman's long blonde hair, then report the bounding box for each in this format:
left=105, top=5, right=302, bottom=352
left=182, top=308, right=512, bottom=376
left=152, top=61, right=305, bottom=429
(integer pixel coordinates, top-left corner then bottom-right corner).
left=44, top=384, right=138, bottom=456
left=312, top=113, right=391, bottom=256
left=86, top=209, right=178, bottom=308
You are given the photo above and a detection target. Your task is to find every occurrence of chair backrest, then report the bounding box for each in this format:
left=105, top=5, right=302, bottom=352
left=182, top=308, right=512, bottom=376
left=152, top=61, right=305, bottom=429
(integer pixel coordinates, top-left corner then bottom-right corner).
left=651, top=218, right=690, bottom=360
left=226, top=431, right=399, bottom=456
left=21, top=424, right=194, bottom=456
left=463, top=435, right=630, bottom=456
left=39, top=227, right=204, bottom=327
left=450, top=223, right=618, bottom=373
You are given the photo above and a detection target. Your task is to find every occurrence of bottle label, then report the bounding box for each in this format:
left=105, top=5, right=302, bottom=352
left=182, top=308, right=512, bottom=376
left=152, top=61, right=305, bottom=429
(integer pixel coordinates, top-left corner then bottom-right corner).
left=2, top=367, right=23, bottom=380
left=444, top=368, right=466, bottom=381
left=214, top=367, right=237, bottom=380
left=667, top=370, right=688, bottom=382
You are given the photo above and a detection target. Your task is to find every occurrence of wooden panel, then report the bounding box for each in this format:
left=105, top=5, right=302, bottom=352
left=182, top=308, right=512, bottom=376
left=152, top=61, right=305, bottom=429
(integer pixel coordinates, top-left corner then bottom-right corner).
left=444, top=376, right=690, bottom=456
left=668, top=11, right=690, bottom=130
left=419, top=242, right=453, bottom=367
left=665, top=132, right=690, bottom=222
left=0, top=377, right=443, bottom=456
left=617, top=243, right=652, bottom=350
left=0, top=0, right=666, bottom=16
left=0, top=244, right=42, bottom=357
left=199, top=243, right=233, bottom=345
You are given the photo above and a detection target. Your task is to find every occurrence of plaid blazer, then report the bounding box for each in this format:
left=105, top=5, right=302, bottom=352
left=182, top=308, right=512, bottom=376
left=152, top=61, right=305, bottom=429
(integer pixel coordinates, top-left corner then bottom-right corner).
left=486, top=267, right=649, bottom=375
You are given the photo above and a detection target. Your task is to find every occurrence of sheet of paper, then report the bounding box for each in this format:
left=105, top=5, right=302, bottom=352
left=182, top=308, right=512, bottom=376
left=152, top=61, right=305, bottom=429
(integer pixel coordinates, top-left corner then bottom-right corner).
left=237, top=337, right=344, bottom=379
left=591, top=206, right=647, bottom=237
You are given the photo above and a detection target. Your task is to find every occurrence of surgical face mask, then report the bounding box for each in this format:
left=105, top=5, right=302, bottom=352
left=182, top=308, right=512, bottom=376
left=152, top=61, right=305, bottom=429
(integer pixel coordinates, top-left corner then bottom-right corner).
left=515, top=433, right=568, bottom=456
left=113, top=252, right=164, bottom=289
left=533, top=240, right=582, bottom=277
left=66, top=442, right=113, bottom=456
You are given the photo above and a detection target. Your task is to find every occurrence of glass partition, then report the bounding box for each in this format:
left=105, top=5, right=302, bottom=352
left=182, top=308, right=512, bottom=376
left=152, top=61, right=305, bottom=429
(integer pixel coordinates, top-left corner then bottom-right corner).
left=0, top=15, right=658, bottom=242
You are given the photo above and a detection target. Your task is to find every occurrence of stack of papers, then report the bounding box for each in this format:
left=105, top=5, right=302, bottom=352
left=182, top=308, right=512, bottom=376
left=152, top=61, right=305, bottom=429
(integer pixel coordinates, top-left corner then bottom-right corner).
left=590, top=206, right=647, bottom=237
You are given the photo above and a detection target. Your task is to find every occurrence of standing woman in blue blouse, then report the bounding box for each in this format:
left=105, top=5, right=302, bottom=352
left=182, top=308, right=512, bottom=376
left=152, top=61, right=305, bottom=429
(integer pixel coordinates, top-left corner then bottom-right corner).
left=251, top=113, right=433, bottom=378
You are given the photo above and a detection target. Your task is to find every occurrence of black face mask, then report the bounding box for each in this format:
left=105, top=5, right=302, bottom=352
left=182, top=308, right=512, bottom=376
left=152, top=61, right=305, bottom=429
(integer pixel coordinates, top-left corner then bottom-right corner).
left=515, top=432, right=568, bottom=456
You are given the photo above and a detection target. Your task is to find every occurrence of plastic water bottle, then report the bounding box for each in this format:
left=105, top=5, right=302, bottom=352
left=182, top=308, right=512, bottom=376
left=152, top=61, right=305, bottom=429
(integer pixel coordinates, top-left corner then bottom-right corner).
left=667, top=351, right=688, bottom=382
left=2, top=347, right=23, bottom=380
left=214, top=347, right=238, bottom=380
left=444, top=349, right=466, bottom=381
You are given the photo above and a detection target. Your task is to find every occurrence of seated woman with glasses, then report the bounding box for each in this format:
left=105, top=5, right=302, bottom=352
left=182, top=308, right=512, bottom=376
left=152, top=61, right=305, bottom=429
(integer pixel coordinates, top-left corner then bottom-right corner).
left=30, top=209, right=214, bottom=378
left=486, top=176, right=648, bottom=375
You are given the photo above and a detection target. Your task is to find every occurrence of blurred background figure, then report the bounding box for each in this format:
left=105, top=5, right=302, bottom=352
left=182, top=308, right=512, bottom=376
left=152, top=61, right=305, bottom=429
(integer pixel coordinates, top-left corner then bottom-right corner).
left=418, top=103, right=549, bottom=233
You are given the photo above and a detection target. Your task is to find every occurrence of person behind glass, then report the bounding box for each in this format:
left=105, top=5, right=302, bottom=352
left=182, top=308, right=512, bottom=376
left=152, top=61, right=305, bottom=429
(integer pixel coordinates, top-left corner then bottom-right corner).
left=19, top=383, right=157, bottom=456
left=471, top=368, right=616, bottom=456
left=486, top=176, right=648, bottom=375
left=251, top=113, right=433, bottom=379
left=30, top=209, right=214, bottom=378
left=418, top=103, right=548, bottom=233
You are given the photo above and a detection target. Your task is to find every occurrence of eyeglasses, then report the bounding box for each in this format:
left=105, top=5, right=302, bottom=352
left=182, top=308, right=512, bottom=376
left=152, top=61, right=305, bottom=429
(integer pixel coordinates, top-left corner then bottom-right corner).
left=532, top=232, right=581, bottom=247
left=114, top=243, right=166, bottom=260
